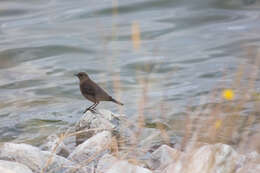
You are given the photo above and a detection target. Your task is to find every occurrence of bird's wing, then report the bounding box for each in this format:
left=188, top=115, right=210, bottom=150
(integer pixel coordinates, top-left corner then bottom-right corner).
left=81, top=82, right=96, bottom=97
left=89, top=80, right=110, bottom=100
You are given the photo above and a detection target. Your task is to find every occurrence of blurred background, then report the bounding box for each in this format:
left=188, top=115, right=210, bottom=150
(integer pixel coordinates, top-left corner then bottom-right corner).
left=0, top=0, right=259, bottom=151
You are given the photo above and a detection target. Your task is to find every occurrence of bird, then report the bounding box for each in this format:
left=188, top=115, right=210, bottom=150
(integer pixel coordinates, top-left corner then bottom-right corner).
left=75, top=72, right=123, bottom=113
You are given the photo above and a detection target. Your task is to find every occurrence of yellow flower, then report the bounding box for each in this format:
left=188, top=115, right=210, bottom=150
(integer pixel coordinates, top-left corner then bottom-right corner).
left=215, top=119, right=222, bottom=129
left=222, top=89, right=234, bottom=100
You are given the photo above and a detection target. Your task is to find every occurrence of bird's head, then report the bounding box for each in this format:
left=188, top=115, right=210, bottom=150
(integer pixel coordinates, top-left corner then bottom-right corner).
left=74, top=72, right=89, bottom=81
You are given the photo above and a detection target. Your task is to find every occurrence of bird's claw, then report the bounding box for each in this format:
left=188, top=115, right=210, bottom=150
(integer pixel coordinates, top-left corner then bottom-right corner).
left=90, top=108, right=99, bottom=114
left=83, top=107, right=97, bottom=114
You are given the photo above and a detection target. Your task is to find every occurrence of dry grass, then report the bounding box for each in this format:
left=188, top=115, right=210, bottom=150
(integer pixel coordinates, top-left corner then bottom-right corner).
left=42, top=67, right=260, bottom=173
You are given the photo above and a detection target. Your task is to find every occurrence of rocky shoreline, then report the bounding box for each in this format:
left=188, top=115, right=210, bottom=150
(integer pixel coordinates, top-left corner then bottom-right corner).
left=0, top=109, right=259, bottom=173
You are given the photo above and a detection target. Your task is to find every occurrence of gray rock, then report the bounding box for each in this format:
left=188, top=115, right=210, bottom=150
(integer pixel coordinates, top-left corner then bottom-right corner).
left=96, top=154, right=118, bottom=173
left=244, top=151, right=260, bottom=163
left=0, top=142, right=83, bottom=173
left=106, top=160, right=152, bottom=173
left=236, top=151, right=260, bottom=173
left=146, top=144, right=180, bottom=170
left=41, top=134, right=70, bottom=158
left=0, top=160, right=33, bottom=173
left=75, top=109, right=123, bottom=145
left=69, top=131, right=112, bottom=163
left=162, top=163, right=174, bottom=173
left=236, top=163, right=260, bottom=173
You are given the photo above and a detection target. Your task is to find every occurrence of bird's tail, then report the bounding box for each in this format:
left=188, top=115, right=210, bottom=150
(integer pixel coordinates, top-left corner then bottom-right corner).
left=110, top=97, right=124, bottom=106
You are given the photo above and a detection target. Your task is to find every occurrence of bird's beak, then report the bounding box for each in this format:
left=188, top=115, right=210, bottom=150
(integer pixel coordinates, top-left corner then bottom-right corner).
left=74, top=73, right=78, bottom=77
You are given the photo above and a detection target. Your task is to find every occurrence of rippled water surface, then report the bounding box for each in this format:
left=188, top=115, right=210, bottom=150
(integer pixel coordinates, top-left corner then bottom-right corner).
left=0, top=0, right=260, bottom=145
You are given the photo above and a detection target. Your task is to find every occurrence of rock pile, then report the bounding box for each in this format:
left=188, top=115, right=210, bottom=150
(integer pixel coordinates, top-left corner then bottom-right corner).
left=0, top=109, right=259, bottom=173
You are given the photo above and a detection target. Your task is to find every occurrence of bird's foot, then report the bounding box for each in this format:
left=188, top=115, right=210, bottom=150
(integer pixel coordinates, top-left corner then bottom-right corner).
left=90, top=108, right=98, bottom=114
left=83, top=107, right=98, bottom=114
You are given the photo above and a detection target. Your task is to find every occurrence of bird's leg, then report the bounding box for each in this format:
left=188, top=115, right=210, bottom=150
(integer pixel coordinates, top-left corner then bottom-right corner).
left=92, top=102, right=99, bottom=110
left=89, top=102, right=99, bottom=114
left=83, top=103, right=96, bottom=113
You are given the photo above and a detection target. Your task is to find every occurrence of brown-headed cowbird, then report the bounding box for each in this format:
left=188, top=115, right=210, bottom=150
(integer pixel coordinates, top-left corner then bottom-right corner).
left=75, top=72, right=123, bottom=113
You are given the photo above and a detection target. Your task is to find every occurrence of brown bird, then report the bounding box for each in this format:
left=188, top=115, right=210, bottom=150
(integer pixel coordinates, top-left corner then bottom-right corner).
left=75, top=72, right=123, bottom=113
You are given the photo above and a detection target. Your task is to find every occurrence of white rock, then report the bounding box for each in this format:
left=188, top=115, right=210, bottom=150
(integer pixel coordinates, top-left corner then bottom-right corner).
left=146, top=144, right=181, bottom=170
left=97, top=109, right=126, bottom=120
left=0, top=160, right=33, bottom=173
left=189, top=143, right=239, bottom=173
left=69, top=131, right=112, bottom=163
left=0, top=142, right=80, bottom=173
left=163, top=143, right=239, bottom=173
left=106, top=160, right=152, bottom=173
left=75, top=109, right=120, bottom=145
left=41, top=134, right=70, bottom=158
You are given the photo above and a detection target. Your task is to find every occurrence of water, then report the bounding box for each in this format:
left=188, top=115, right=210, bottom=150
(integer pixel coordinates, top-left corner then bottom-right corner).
left=0, top=0, right=260, bottom=146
